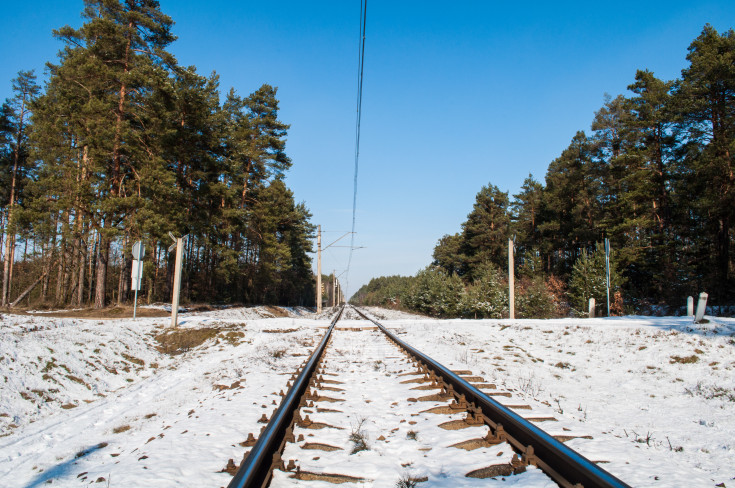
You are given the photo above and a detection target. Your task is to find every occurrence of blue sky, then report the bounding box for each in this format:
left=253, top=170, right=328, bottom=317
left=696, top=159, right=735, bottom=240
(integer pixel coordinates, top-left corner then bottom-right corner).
left=2, top=1, right=734, bottom=299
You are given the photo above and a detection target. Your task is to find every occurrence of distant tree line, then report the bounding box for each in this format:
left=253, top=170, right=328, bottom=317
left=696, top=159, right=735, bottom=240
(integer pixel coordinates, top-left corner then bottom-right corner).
left=352, top=25, right=735, bottom=317
left=0, top=1, right=315, bottom=309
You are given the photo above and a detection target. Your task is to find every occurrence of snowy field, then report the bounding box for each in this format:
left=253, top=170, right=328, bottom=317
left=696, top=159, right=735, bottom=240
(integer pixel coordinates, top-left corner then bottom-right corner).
left=0, top=306, right=733, bottom=487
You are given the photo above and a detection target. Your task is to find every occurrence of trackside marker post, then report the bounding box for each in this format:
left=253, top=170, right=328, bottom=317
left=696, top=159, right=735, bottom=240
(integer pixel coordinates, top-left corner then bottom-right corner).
left=694, top=292, right=708, bottom=323
left=508, top=237, right=515, bottom=320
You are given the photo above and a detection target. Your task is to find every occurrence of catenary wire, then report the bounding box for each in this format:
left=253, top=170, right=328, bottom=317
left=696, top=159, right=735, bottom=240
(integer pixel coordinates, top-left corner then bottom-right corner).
left=345, top=0, right=367, bottom=297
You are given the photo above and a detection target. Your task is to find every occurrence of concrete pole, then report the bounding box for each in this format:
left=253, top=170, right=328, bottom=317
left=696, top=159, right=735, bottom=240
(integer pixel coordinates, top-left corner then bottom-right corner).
left=332, top=270, right=336, bottom=308
left=687, top=296, right=694, bottom=316
left=171, top=237, right=184, bottom=327
left=589, top=298, right=595, bottom=318
left=694, top=292, right=708, bottom=323
left=316, top=225, right=322, bottom=313
left=508, top=238, right=515, bottom=320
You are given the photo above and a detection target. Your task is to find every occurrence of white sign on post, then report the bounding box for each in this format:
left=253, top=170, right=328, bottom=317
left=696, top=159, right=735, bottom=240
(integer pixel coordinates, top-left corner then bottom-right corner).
left=131, top=260, right=143, bottom=291
left=132, top=241, right=145, bottom=260
left=131, top=240, right=145, bottom=319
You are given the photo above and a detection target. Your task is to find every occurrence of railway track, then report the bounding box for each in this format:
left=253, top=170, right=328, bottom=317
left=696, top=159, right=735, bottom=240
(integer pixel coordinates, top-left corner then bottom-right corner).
left=226, top=305, right=631, bottom=488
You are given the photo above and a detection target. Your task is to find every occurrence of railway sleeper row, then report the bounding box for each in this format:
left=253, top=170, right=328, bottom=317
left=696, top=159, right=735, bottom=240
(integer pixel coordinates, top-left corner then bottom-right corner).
left=225, top=306, right=630, bottom=488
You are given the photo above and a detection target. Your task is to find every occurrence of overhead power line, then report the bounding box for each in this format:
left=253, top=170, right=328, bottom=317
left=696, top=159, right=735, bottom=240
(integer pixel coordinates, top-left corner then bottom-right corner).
left=346, top=0, right=367, bottom=296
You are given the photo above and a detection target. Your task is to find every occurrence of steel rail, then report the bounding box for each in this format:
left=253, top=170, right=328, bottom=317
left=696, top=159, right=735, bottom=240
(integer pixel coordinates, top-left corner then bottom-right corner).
left=227, top=305, right=344, bottom=488
left=352, top=306, right=632, bottom=488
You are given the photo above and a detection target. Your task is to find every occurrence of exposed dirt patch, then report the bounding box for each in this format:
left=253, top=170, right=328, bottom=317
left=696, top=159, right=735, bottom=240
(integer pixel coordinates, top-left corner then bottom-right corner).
left=466, top=462, right=525, bottom=478
left=154, top=328, right=220, bottom=355
left=301, top=442, right=343, bottom=451
left=8, top=306, right=169, bottom=319
left=450, top=438, right=492, bottom=450
left=439, top=419, right=473, bottom=430
left=290, top=471, right=365, bottom=483
left=264, top=306, right=290, bottom=317
left=670, top=354, right=699, bottom=364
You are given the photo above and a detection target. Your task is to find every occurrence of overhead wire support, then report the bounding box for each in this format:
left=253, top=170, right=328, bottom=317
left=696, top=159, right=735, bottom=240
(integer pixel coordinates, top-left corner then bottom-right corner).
left=346, top=0, right=367, bottom=295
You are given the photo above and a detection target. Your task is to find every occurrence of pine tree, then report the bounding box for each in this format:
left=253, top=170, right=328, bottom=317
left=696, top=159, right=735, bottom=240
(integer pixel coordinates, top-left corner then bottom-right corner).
left=405, top=267, right=464, bottom=317
left=460, top=184, right=510, bottom=280
left=460, top=261, right=508, bottom=318
left=511, top=174, right=543, bottom=253
left=51, top=0, right=177, bottom=308
left=432, top=233, right=464, bottom=276
left=1, top=71, right=40, bottom=306
left=623, top=70, right=678, bottom=299
left=568, top=242, right=623, bottom=315
left=675, top=25, right=735, bottom=300
left=539, top=131, right=602, bottom=275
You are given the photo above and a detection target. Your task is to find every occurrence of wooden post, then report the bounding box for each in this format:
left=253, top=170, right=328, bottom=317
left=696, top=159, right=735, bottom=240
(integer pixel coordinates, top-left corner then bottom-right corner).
left=171, top=237, right=184, bottom=327
left=316, top=226, right=322, bottom=313
left=508, top=238, right=515, bottom=320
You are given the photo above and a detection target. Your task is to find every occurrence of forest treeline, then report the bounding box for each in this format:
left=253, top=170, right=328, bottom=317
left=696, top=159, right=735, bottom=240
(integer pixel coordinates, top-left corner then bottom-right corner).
left=352, top=25, right=735, bottom=317
left=0, top=1, right=316, bottom=309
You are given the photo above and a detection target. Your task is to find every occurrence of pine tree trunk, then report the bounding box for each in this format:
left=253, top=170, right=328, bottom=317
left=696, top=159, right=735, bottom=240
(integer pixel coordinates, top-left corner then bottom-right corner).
left=76, top=234, right=86, bottom=307
left=55, top=241, right=65, bottom=305
left=69, top=239, right=79, bottom=305
left=1, top=90, right=28, bottom=307
left=95, top=235, right=110, bottom=309
left=2, top=229, right=14, bottom=307
left=42, top=214, right=59, bottom=303
left=87, top=232, right=97, bottom=305
left=0, top=212, right=4, bottom=300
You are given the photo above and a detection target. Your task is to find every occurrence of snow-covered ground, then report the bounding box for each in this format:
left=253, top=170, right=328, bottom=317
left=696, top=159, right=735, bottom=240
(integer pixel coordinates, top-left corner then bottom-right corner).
left=0, top=306, right=733, bottom=487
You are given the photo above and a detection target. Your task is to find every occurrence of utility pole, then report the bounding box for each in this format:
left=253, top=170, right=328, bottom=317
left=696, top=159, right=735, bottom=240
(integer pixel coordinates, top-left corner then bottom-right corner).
left=508, top=237, right=515, bottom=320
left=316, top=225, right=322, bottom=313
left=315, top=230, right=354, bottom=313
left=332, top=270, right=336, bottom=308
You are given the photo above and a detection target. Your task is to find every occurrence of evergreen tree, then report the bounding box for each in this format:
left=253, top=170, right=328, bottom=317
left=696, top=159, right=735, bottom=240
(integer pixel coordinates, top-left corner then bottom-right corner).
left=675, top=25, right=735, bottom=300
left=511, top=174, right=543, bottom=253
left=1, top=71, right=40, bottom=306
left=623, top=70, right=678, bottom=300
left=432, top=233, right=464, bottom=276
left=51, top=0, right=177, bottom=308
left=459, top=261, right=508, bottom=318
left=539, top=131, right=602, bottom=275
left=568, top=242, right=623, bottom=315
left=404, top=267, right=464, bottom=317
left=460, top=184, right=510, bottom=280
